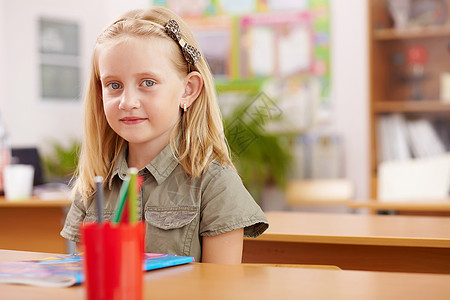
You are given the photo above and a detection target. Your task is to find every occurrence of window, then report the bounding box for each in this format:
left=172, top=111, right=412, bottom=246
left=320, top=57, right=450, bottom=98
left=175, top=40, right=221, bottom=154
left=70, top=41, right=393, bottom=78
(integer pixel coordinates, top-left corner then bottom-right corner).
left=39, top=18, right=80, bottom=101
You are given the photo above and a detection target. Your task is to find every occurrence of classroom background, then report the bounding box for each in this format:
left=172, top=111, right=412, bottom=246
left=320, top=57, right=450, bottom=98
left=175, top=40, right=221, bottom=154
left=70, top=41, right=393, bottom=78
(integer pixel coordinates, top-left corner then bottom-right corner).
left=0, top=0, right=449, bottom=210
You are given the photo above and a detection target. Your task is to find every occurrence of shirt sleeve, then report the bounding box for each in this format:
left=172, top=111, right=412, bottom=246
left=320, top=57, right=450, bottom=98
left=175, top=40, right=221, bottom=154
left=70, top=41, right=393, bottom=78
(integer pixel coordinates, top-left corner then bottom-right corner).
left=60, top=193, right=86, bottom=243
left=199, top=166, right=269, bottom=238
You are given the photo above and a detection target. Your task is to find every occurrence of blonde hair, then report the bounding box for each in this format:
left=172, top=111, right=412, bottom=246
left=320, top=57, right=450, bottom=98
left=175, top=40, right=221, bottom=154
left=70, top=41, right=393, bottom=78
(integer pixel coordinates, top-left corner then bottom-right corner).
left=73, top=6, right=233, bottom=201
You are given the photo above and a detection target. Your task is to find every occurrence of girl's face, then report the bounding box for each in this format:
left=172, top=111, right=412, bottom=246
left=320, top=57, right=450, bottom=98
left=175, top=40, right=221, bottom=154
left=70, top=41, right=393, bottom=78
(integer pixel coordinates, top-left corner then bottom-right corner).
left=98, top=37, right=185, bottom=152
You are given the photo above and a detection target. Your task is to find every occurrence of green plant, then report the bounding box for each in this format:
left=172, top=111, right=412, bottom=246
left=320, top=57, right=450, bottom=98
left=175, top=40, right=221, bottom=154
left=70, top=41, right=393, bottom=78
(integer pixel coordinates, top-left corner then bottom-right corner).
left=42, top=140, right=81, bottom=181
left=223, top=94, right=294, bottom=202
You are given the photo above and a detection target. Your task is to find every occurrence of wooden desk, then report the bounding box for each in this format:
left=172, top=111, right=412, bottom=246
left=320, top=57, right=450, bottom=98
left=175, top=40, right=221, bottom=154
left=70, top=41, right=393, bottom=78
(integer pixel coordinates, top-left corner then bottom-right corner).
left=243, top=211, right=450, bottom=274
left=348, top=200, right=450, bottom=216
left=0, top=197, right=71, bottom=253
left=2, top=250, right=450, bottom=300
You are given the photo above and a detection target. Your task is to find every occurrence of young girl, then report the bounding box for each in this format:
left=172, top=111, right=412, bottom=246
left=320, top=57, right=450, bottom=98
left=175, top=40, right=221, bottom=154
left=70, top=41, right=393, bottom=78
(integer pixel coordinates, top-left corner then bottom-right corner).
left=61, top=6, right=268, bottom=264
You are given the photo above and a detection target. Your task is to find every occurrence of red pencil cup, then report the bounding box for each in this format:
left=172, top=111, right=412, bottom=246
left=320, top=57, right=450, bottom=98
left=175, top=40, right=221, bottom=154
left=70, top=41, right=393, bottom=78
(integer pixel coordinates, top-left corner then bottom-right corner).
left=81, top=222, right=145, bottom=300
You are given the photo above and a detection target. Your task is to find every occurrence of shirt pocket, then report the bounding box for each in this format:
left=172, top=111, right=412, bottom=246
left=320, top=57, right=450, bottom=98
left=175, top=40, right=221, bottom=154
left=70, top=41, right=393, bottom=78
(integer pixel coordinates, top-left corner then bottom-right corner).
left=144, top=206, right=198, bottom=257
left=145, top=206, right=197, bottom=230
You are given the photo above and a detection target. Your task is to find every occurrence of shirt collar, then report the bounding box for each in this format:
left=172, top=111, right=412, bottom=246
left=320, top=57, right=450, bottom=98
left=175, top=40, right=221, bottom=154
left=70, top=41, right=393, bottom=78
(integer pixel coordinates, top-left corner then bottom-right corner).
left=109, top=144, right=179, bottom=187
left=147, top=144, right=180, bottom=184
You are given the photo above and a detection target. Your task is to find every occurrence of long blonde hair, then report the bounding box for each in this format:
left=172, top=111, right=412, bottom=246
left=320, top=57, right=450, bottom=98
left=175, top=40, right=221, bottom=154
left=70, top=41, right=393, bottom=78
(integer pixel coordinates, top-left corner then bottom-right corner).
left=73, top=6, right=233, bottom=201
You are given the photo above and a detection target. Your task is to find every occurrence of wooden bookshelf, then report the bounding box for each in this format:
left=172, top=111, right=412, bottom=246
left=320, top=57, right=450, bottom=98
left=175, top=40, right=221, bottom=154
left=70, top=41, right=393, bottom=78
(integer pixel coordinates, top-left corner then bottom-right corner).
left=373, top=100, right=450, bottom=113
left=368, top=1, right=450, bottom=199
left=374, top=25, right=450, bottom=40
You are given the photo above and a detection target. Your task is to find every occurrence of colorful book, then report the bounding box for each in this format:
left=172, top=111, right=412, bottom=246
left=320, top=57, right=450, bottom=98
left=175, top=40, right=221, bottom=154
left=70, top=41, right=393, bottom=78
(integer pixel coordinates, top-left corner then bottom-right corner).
left=0, top=253, right=194, bottom=288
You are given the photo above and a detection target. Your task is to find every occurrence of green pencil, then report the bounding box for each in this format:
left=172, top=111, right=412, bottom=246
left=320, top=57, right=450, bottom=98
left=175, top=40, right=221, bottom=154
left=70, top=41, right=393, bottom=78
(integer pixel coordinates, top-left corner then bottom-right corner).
left=112, top=175, right=130, bottom=224
left=128, top=168, right=138, bottom=223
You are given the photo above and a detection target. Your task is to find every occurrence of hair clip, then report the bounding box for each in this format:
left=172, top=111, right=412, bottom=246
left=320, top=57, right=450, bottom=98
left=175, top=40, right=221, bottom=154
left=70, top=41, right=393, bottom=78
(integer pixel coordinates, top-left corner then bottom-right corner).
left=165, top=19, right=201, bottom=65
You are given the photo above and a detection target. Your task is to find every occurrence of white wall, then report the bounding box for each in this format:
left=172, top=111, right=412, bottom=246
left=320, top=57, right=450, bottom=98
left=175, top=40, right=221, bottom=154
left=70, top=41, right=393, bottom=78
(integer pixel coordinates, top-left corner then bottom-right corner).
left=0, top=0, right=154, bottom=155
left=103, top=0, right=150, bottom=22
left=1, top=0, right=108, bottom=154
left=0, top=0, right=6, bottom=117
left=330, top=0, right=369, bottom=201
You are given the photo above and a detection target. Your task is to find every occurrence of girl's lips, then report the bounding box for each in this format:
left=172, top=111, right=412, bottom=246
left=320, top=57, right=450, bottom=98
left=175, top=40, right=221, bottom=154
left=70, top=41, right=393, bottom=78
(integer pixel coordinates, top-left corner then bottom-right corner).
left=120, top=117, right=147, bottom=125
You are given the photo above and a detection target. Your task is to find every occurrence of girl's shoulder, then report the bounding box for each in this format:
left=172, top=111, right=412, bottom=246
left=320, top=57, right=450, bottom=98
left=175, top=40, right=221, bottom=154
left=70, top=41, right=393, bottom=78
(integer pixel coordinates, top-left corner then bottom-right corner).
left=199, top=160, right=245, bottom=190
left=204, top=160, right=237, bottom=179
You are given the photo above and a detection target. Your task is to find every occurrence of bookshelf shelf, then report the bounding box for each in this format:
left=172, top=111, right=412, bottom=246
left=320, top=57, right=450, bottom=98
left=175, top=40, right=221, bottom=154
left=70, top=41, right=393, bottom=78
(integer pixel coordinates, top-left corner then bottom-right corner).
left=373, top=101, right=450, bottom=113
left=374, top=26, right=450, bottom=40
left=368, top=0, right=450, bottom=200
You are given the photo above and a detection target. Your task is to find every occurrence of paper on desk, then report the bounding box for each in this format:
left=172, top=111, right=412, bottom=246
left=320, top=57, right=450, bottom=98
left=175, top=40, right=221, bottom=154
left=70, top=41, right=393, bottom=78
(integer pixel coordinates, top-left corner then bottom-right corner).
left=0, top=253, right=194, bottom=287
left=378, top=153, right=450, bottom=202
left=33, top=183, right=70, bottom=200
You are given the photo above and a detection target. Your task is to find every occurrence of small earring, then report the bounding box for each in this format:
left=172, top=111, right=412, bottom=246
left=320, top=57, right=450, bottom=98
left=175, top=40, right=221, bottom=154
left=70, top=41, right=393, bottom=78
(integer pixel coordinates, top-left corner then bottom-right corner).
left=183, top=103, right=187, bottom=112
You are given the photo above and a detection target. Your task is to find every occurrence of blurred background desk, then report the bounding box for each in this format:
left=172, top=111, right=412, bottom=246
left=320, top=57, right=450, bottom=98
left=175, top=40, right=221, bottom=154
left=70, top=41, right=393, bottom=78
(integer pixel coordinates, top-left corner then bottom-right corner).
left=243, top=211, right=450, bottom=274
left=348, top=200, right=450, bottom=216
left=0, top=197, right=71, bottom=253
left=2, top=250, right=450, bottom=300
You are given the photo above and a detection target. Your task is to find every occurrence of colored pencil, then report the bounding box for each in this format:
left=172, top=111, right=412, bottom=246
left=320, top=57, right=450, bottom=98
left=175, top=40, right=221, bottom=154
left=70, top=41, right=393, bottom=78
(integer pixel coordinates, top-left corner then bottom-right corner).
left=128, top=168, right=138, bottom=223
left=113, top=175, right=130, bottom=223
left=94, top=176, right=104, bottom=223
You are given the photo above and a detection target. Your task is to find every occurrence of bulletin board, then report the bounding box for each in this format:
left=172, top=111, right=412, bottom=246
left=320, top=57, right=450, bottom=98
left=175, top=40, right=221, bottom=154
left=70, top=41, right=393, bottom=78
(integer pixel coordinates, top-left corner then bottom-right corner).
left=157, top=0, right=331, bottom=132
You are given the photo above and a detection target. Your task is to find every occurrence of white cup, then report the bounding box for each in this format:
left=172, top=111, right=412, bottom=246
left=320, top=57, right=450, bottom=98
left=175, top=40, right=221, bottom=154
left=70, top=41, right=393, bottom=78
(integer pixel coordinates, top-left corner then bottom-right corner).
left=4, top=164, right=35, bottom=201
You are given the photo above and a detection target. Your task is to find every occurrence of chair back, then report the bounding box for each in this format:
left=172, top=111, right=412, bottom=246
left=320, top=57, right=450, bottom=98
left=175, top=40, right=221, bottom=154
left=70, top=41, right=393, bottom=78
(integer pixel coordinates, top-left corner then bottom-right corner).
left=11, top=147, right=46, bottom=186
left=286, top=179, right=354, bottom=206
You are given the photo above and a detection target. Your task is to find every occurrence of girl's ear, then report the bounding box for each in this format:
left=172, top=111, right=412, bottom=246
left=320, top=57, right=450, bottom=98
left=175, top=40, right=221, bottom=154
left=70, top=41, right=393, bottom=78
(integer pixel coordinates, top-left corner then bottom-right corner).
left=181, top=71, right=203, bottom=109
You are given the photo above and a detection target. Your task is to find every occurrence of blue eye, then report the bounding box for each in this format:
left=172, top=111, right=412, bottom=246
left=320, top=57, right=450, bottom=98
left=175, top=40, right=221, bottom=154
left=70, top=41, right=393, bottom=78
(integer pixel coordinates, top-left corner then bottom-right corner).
left=141, top=80, right=155, bottom=87
left=108, top=82, right=122, bottom=90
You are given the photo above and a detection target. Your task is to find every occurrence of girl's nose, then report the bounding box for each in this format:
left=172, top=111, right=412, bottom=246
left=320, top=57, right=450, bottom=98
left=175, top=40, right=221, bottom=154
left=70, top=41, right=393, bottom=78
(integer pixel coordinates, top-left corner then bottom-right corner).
left=118, top=89, right=140, bottom=111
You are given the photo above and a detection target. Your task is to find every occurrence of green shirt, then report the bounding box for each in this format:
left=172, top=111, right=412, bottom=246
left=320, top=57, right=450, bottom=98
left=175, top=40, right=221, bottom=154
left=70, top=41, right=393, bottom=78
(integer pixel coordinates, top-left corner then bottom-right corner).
left=61, top=145, right=268, bottom=262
